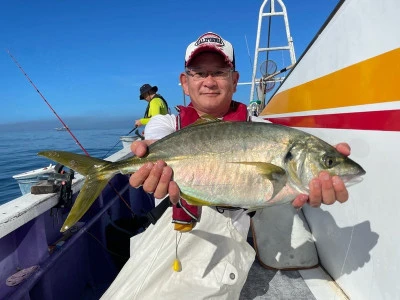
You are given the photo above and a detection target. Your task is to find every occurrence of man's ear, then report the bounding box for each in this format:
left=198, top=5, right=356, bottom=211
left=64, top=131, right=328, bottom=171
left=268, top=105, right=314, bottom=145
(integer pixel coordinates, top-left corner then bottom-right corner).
left=232, top=71, right=240, bottom=93
left=180, top=72, right=189, bottom=95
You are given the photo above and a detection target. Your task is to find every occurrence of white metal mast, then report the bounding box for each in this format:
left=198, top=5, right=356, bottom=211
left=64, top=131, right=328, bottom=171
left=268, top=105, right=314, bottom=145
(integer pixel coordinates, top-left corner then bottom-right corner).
left=249, top=0, right=296, bottom=112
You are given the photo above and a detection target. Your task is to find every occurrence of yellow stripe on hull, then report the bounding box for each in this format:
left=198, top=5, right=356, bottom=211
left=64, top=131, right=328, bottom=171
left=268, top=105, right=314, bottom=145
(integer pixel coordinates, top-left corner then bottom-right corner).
left=262, top=48, right=400, bottom=115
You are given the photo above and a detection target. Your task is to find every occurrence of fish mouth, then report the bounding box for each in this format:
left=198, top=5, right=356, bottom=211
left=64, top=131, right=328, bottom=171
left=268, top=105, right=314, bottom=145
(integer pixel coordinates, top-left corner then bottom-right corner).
left=341, top=167, right=366, bottom=187
left=343, top=176, right=364, bottom=187
left=339, top=159, right=366, bottom=187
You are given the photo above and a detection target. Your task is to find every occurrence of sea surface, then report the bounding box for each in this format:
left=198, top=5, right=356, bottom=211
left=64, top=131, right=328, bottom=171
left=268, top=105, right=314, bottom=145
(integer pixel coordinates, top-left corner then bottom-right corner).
left=0, top=127, right=134, bottom=205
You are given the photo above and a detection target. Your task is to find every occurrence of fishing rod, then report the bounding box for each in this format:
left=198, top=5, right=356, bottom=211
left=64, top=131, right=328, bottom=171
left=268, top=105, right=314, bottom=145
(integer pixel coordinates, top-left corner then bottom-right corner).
left=103, top=126, right=138, bottom=158
left=7, top=50, right=90, bottom=157
left=7, top=50, right=134, bottom=214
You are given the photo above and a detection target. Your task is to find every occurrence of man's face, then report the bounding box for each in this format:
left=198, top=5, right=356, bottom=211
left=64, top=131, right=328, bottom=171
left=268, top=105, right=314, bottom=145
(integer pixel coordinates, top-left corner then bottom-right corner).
left=180, top=52, right=239, bottom=117
left=142, top=93, right=149, bottom=101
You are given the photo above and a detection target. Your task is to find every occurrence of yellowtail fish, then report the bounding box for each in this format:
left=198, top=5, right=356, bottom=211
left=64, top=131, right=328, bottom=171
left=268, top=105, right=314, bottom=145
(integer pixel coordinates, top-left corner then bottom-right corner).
left=38, top=121, right=365, bottom=232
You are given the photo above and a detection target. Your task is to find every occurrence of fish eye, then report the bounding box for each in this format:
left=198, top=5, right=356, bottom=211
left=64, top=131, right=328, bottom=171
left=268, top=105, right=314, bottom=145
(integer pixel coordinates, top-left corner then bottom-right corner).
left=322, top=155, right=338, bottom=168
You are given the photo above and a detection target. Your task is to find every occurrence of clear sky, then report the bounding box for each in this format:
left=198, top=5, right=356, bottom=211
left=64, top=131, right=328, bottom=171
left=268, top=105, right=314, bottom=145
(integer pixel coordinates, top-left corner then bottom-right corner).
left=0, top=0, right=339, bottom=126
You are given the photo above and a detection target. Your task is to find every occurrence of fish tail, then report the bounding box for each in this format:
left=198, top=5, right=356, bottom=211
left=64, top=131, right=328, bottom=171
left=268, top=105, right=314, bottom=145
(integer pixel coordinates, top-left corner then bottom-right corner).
left=38, top=150, right=112, bottom=176
left=61, top=175, right=111, bottom=232
left=38, top=150, right=117, bottom=232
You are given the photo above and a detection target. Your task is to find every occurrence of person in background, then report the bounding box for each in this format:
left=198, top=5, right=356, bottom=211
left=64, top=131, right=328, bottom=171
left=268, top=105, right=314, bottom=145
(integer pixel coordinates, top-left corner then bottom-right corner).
left=102, top=32, right=351, bottom=299
left=134, top=83, right=169, bottom=127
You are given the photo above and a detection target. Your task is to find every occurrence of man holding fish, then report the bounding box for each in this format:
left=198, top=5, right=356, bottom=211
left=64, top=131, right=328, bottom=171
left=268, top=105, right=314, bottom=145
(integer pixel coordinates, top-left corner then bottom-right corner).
left=100, top=32, right=356, bottom=299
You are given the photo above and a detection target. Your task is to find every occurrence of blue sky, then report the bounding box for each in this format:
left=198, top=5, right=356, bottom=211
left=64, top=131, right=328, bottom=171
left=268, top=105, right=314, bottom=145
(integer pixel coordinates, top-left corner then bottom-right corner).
left=0, top=0, right=339, bottom=126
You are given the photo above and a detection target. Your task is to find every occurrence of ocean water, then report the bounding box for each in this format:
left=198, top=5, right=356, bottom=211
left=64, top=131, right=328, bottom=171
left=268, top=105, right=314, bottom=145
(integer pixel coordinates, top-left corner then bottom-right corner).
left=0, top=128, right=133, bottom=205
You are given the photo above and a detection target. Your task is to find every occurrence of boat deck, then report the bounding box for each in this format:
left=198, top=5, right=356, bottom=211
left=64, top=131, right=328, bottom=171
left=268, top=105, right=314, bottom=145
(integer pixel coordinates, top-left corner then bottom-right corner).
left=240, top=260, right=316, bottom=300
left=238, top=236, right=347, bottom=300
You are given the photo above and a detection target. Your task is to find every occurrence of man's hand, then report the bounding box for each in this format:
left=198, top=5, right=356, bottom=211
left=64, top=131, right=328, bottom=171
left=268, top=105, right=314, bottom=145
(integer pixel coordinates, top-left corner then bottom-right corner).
left=129, top=140, right=180, bottom=204
left=292, top=143, right=351, bottom=208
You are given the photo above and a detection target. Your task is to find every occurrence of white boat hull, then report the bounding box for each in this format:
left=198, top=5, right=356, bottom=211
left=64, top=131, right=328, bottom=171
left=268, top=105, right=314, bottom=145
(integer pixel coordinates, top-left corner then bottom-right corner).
left=260, top=0, right=400, bottom=298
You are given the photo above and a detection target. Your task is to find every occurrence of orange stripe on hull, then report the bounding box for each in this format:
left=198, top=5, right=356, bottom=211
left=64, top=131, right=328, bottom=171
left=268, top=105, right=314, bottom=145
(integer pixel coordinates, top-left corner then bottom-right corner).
left=262, top=48, right=400, bottom=115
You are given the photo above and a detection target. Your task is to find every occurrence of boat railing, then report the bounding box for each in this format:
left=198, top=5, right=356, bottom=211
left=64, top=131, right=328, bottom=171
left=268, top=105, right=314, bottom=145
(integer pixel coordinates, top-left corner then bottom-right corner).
left=0, top=147, right=133, bottom=240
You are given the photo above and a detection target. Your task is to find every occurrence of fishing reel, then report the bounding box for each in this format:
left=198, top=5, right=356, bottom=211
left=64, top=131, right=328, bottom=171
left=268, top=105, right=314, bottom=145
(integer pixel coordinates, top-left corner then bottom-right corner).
left=31, top=163, right=75, bottom=212
left=50, top=164, right=75, bottom=209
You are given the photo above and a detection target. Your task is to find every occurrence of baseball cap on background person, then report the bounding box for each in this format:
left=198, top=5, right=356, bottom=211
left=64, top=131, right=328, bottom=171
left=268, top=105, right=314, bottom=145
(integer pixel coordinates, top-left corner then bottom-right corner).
left=184, top=32, right=235, bottom=70
left=139, top=84, right=158, bottom=100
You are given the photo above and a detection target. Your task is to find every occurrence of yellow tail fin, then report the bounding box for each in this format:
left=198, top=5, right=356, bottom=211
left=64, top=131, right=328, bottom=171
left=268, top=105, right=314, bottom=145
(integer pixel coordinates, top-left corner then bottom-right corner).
left=38, top=150, right=116, bottom=232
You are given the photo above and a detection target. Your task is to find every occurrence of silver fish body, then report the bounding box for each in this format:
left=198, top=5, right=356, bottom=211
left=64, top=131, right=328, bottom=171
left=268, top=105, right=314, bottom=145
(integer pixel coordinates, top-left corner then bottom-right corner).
left=39, top=121, right=365, bottom=232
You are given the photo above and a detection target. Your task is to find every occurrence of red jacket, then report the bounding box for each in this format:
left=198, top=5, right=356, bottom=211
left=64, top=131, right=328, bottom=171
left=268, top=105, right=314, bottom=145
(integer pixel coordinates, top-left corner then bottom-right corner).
left=172, top=101, right=249, bottom=232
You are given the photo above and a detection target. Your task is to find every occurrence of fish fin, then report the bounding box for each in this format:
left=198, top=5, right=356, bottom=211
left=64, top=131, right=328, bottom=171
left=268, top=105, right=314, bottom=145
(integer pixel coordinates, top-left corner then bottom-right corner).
left=38, top=150, right=110, bottom=176
left=38, top=150, right=116, bottom=232
left=180, top=192, right=214, bottom=206
left=189, top=115, right=222, bottom=126
left=61, top=176, right=111, bottom=232
left=233, top=162, right=287, bottom=200
left=199, top=114, right=221, bottom=122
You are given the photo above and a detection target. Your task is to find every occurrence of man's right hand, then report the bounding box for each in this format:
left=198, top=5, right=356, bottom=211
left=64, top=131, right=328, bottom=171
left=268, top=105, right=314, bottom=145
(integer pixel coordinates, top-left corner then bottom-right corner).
left=129, top=140, right=180, bottom=204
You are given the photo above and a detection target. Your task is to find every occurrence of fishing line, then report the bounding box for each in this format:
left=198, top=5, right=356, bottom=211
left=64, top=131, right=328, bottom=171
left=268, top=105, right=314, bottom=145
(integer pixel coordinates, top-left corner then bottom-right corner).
left=244, top=35, right=253, bottom=70
left=7, top=50, right=90, bottom=156
left=334, top=199, right=358, bottom=300
left=173, top=231, right=183, bottom=272
left=103, top=125, right=138, bottom=159
left=8, top=50, right=134, bottom=214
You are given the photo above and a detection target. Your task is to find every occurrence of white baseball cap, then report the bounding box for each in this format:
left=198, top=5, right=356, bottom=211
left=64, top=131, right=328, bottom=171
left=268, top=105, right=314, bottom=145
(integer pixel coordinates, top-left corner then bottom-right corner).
left=185, top=32, right=235, bottom=69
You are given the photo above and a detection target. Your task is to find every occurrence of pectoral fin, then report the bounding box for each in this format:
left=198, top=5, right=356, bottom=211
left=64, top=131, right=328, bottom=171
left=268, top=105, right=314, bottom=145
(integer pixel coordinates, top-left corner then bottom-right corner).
left=233, top=162, right=287, bottom=200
